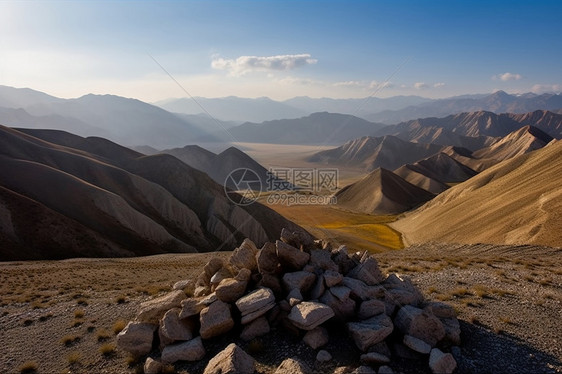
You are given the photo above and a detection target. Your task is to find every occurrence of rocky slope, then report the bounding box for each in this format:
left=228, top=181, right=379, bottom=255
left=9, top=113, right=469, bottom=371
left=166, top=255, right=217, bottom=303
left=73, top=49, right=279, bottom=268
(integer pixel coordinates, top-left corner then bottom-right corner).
left=334, top=168, right=435, bottom=215
left=0, top=126, right=303, bottom=260
left=392, top=140, right=562, bottom=247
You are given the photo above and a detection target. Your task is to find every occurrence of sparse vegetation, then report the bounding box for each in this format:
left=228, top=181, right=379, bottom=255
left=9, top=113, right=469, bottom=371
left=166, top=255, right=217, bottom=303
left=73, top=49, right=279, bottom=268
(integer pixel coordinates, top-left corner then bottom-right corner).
left=74, top=309, right=85, bottom=318
left=61, top=334, right=80, bottom=346
left=113, top=319, right=127, bottom=334
left=67, top=351, right=81, bottom=364
left=96, top=328, right=111, bottom=342
left=99, top=343, right=116, bottom=356
left=18, top=361, right=38, bottom=374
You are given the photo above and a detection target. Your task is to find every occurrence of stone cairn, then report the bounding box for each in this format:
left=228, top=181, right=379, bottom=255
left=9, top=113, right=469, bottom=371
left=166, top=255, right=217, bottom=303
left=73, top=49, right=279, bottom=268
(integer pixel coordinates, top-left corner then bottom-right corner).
left=117, top=229, right=460, bottom=374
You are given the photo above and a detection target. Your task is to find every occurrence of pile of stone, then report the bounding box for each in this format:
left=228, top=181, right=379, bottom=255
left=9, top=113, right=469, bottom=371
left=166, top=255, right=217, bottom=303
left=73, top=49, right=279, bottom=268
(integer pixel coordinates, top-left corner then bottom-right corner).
left=117, top=229, right=460, bottom=374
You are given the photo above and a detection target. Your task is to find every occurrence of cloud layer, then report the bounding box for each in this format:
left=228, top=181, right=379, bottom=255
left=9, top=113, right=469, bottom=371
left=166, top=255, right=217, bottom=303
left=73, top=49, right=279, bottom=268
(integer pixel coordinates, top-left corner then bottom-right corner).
left=212, top=54, right=317, bottom=75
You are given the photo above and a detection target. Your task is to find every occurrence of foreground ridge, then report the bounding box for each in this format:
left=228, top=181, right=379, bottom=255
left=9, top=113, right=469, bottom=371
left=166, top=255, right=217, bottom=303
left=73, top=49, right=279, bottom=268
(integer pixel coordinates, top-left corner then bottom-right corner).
left=117, top=229, right=460, bottom=374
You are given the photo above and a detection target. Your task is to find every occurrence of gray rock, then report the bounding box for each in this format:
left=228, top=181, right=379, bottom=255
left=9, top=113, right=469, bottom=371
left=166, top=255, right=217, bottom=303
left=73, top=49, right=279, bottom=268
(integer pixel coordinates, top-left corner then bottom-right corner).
left=161, top=337, right=205, bottom=363
left=347, top=256, right=385, bottom=285
left=331, top=245, right=357, bottom=275
left=383, top=274, right=423, bottom=306
left=429, top=348, right=457, bottom=374
left=199, top=300, right=234, bottom=339
left=280, top=228, right=314, bottom=249
left=283, top=271, right=316, bottom=292
left=204, top=258, right=224, bottom=279
left=360, top=351, right=391, bottom=364
left=210, top=267, right=233, bottom=290
left=347, top=314, right=394, bottom=351
left=144, top=357, right=162, bottom=374
left=172, top=279, right=195, bottom=294
left=324, top=270, right=343, bottom=287
left=425, top=302, right=456, bottom=318
left=367, top=341, right=391, bottom=357
left=179, top=297, right=206, bottom=319
left=236, top=268, right=252, bottom=282
left=288, top=301, right=335, bottom=330
left=160, top=308, right=194, bottom=342
left=256, top=241, right=279, bottom=274
left=378, top=366, right=394, bottom=374
left=354, top=366, right=376, bottom=374
left=258, top=273, right=283, bottom=295
left=215, top=278, right=248, bottom=303
left=193, top=285, right=211, bottom=297
left=116, top=321, right=156, bottom=356
left=240, top=316, right=270, bottom=341
left=319, top=288, right=356, bottom=321
left=303, top=326, right=329, bottom=349
left=203, top=343, right=255, bottom=374
left=394, top=305, right=445, bottom=347
left=136, top=290, right=186, bottom=324
left=403, top=334, right=432, bottom=354
left=316, top=350, right=332, bottom=362
left=342, top=277, right=384, bottom=301
left=310, top=249, right=338, bottom=272
left=288, top=288, right=304, bottom=306
left=358, top=299, right=386, bottom=320
left=236, top=287, right=276, bottom=324
left=330, top=286, right=351, bottom=301
left=309, top=274, right=326, bottom=300
left=276, top=240, right=310, bottom=270
left=274, top=357, right=311, bottom=374
left=229, top=238, right=259, bottom=271
left=441, top=317, right=461, bottom=345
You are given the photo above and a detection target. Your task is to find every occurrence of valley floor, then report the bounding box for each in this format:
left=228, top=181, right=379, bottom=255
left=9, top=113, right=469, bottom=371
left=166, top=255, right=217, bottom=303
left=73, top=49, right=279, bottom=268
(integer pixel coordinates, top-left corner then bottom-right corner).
left=1, top=243, right=561, bottom=373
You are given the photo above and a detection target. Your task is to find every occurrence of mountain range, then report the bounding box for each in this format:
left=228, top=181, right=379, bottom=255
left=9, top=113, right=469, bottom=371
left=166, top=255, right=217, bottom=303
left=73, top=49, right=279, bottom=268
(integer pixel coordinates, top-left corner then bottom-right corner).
left=0, top=126, right=303, bottom=260
left=392, top=139, right=562, bottom=247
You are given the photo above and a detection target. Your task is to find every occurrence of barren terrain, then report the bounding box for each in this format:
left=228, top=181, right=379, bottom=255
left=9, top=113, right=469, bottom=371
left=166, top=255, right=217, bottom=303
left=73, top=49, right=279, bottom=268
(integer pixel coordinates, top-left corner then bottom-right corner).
left=1, top=243, right=560, bottom=374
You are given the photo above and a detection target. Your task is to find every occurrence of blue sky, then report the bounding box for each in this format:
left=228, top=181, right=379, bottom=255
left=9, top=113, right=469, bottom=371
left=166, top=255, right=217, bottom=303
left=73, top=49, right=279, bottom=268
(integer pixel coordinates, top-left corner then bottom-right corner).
left=1, top=0, right=561, bottom=101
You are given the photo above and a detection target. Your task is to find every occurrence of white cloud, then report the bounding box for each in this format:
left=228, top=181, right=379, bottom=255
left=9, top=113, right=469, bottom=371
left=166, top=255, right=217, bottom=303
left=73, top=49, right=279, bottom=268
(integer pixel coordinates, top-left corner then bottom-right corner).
left=368, top=81, right=393, bottom=90
left=531, top=84, right=562, bottom=93
left=493, top=72, right=522, bottom=81
left=333, top=80, right=364, bottom=87
left=433, top=82, right=445, bottom=88
left=211, top=54, right=317, bottom=76
left=414, top=82, right=428, bottom=89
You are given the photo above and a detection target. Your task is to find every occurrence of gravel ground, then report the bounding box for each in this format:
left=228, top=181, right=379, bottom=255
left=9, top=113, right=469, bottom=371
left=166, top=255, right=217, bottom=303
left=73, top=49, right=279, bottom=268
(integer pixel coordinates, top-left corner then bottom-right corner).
left=0, top=243, right=560, bottom=374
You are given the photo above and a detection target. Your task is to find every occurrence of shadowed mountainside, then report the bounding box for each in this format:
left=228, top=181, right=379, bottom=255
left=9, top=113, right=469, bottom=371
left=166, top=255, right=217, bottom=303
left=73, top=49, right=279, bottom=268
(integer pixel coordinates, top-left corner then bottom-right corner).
left=0, top=126, right=304, bottom=260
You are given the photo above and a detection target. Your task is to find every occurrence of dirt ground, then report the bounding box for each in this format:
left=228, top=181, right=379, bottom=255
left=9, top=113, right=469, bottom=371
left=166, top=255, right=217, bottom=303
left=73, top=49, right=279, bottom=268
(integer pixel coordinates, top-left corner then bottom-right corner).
left=0, top=243, right=561, bottom=374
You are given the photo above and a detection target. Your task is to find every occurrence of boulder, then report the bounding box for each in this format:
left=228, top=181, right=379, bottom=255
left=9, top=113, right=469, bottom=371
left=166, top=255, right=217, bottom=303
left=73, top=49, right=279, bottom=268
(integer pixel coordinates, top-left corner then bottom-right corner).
left=204, top=258, right=224, bottom=279
left=287, top=288, right=304, bottom=306
left=384, top=274, right=423, bottom=306
left=240, top=316, right=270, bottom=341
left=347, top=314, right=393, bottom=351
left=199, top=300, right=234, bottom=339
left=330, top=286, right=351, bottom=301
left=172, top=279, right=195, bottom=294
left=441, top=317, right=461, bottom=345
left=378, top=366, right=394, bottom=374
left=274, top=357, right=311, bottom=374
left=194, top=285, right=211, bottom=297
left=144, top=357, right=162, bottom=374
left=331, top=245, right=357, bottom=275
left=348, top=256, right=385, bottom=286
left=236, top=287, right=276, bottom=324
left=276, top=240, right=310, bottom=270
left=360, top=351, right=391, bottom=364
left=303, top=326, right=329, bottom=349
left=342, top=277, right=384, bottom=301
left=203, top=343, right=255, bottom=374
left=256, top=242, right=279, bottom=274
left=429, top=348, right=457, bottom=374
left=160, top=308, right=194, bottom=342
left=215, top=278, right=248, bottom=303
left=319, top=288, right=356, bottom=321
left=283, top=271, right=316, bottom=292
left=161, top=337, right=205, bottom=363
left=403, top=334, right=432, bottom=354
left=324, top=270, right=343, bottom=287
left=230, top=239, right=259, bottom=271
left=358, top=299, right=385, bottom=320
left=280, top=228, right=314, bottom=249
left=316, top=350, right=332, bottom=362
left=236, top=268, right=252, bottom=282
left=354, top=366, right=376, bottom=374
left=258, top=273, right=283, bottom=295
left=425, top=302, right=456, bottom=319
left=394, top=305, right=445, bottom=347
left=288, top=301, right=335, bottom=330
left=116, top=321, right=156, bottom=356
left=309, top=274, right=326, bottom=300
left=310, top=249, right=338, bottom=272
left=136, top=290, right=186, bottom=323
left=367, top=341, right=391, bottom=357
left=179, top=297, right=206, bottom=319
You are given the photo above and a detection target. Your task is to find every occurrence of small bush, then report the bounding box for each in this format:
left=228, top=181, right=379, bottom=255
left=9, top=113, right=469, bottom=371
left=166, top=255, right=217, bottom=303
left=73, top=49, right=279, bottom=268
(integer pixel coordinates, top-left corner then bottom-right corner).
left=113, top=319, right=127, bottom=335
left=61, top=334, right=80, bottom=346
left=96, top=328, right=111, bottom=342
left=100, top=343, right=116, bottom=356
left=74, top=309, right=85, bottom=318
left=18, top=361, right=38, bottom=374
left=115, top=296, right=126, bottom=304
left=68, top=351, right=81, bottom=364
